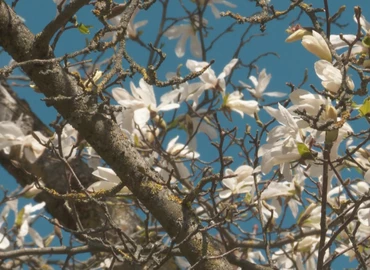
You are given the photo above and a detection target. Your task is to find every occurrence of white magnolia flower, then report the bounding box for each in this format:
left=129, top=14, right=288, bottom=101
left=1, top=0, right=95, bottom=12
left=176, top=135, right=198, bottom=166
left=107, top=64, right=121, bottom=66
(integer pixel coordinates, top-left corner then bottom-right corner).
left=261, top=181, right=293, bottom=200
left=164, top=16, right=207, bottom=58
left=166, top=136, right=200, bottom=159
left=100, top=257, right=113, bottom=269
left=0, top=200, right=13, bottom=250
left=0, top=121, right=27, bottom=152
left=158, top=136, right=200, bottom=182
left=285, top=27, right=311, bottom=42
left=0, top=232, right=9, bottom=250
left=259, top=104, right=304, bottom=175
left=0, top=121, right=47, bottom=163
left=194, top=0, right=236, bottom=19
left=17, top=202, right=46, bottom=248
left=223, top=91, right=259, bottom=118
left=246, top=250, right=266, bottom=264
left=186, top=58, right=238, bottom=106
left=0, top=200, right=20, bottom=250
left=357, top=171, right=370, bottom=226
left=349, top=144, right=370, bottom=171
left=330, top=14, right=370, bottom=65
left=112, top=79, right=180, bottom=127
left=302, top=30, right=332, bottom=62
left=289, top=89, right=327, bottom=115
left=53, top=124, right=78, bottom=158
left=83, top=146, right=101, bottom=169
left=87, top=167, right=123, bottom=192
left=219, top=165, right=255, bottom=199
left=109, top=8, right=148, bottom=40
left=314, top=60, right=354, bottom=93
left=187, top=58, right=238, bottom=92
left=239, top=68, right=285, bottom=100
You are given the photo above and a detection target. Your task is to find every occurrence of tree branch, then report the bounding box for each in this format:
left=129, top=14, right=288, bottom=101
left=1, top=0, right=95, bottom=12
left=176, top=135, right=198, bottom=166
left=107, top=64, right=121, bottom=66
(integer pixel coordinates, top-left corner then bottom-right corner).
left=0, top=1, right=234, bottom=269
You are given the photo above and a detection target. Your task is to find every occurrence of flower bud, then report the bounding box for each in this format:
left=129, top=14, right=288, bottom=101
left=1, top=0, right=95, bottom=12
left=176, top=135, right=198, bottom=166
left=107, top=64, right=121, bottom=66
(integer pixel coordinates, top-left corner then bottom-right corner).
left=285, top=28, right=311, bottom=42
left=325, top=105, right=339, bottom=144
left=302, top=31, right=332, bottom=62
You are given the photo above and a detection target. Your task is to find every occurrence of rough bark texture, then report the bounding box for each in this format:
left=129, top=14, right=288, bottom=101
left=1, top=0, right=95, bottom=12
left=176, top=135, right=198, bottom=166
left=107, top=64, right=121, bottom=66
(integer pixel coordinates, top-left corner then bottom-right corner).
left=0, top=1, right=233, bottom=269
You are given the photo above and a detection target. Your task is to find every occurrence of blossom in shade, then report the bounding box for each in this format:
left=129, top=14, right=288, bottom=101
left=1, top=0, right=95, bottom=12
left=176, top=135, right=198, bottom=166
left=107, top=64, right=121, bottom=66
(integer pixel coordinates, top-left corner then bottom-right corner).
left=0, top=121, right=47, bottom=163
left=87, top=167, right=132, bottom=196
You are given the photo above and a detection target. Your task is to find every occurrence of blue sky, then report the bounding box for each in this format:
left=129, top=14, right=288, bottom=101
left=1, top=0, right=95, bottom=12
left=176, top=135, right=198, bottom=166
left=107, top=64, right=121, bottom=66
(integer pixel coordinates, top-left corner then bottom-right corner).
left=1, top=0, right=370, bottom=268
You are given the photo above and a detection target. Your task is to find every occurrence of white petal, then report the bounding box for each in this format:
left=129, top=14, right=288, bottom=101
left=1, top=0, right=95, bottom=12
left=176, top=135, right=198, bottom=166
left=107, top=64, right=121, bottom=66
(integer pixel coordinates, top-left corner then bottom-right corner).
left=167, top=136, right=179, bottom=152
left=218, top=58, right=238, bottom=79
left=0, top=233, right=9, bottom=250
left=219, top=189, right=232, bottom=199
left=157, top=103, right=180, bottom=112
left=190, top=35, right=202, bottom=58
left=222, top=177, right=237, bottom=190
left=209, top=4, right=221, bottom=19
left=112, top=87, right=133, bottom=102
left=29, top=227, right=44, bottom=247
left=93, top=167, right=121, bottom=183
left=358, top=206, right=370, bottom=227
left=134, top=108, right=150, bottom=127
left=263, top=91, right=286, bottom=97
left=87, top=180, right=119, bottom=192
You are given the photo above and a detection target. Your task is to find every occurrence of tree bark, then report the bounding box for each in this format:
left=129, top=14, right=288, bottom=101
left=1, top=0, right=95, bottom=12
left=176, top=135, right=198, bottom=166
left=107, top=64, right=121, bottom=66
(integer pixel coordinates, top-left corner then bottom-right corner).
left=0, top=1, right=233, bottom=269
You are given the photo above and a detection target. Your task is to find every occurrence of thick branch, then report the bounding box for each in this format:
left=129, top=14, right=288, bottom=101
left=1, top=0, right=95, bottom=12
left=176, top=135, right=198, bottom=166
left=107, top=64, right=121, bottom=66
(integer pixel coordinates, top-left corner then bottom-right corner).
left=0, top=1, right=234, bottom=269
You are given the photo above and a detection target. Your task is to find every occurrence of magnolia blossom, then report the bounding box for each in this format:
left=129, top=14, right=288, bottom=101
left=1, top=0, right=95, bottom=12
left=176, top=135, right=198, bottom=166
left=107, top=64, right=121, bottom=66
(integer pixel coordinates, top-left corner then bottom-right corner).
left=185, top=58, right=238, bottom=106
left=285, top=27, right=311, bottom=42
left=83, top=146, right=101, bottom=169
left=87, top=166, right=130, bottom=195
left=330, top=14, right=370, bottom=65
left=302, top=30, right=332, bottom=62
left=194, top=0, right=236, bottom=19
left=219, top=165, right=255, bottom=199
left=349, top=144, right=370, bottom=170
left=105, top=8, right=147, bottom=41
left=261, top=181, right=293, bottom=200
left=246, top=250, right=266, bottom=264
left=289, top=89, right=327, bottom=115
left=357, top=170, right=370, bottom=226
left=239, top=68, right=285, bottom=100
left=54, top=124, right=78, bottom=158
left=112, top=79, right=180, bottom=127
left=0, top=200, right=14, bottom=250
left=314, top=60, right=354, bottom=93
left=105, top=8, right=148, bottom=40
left=159, top=136, right=200, bottom=181
left=259, top=104, right=305, bottom=176
left=100, top=257, right=113, bottom=269
left=273, top=235, right=327, bottom=270
left=164, top=16, right=207, bottom=58
left=0, top=121, right=27, bottom=152
left=166, top=136, right=200, bottom=159
left=223, top=91, right=259, bottom=118
left=0, top=121, right=46, bottom=163
left=0, top=232, right=9, bottom=250
left=17, top=202, right=46, bottom=248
